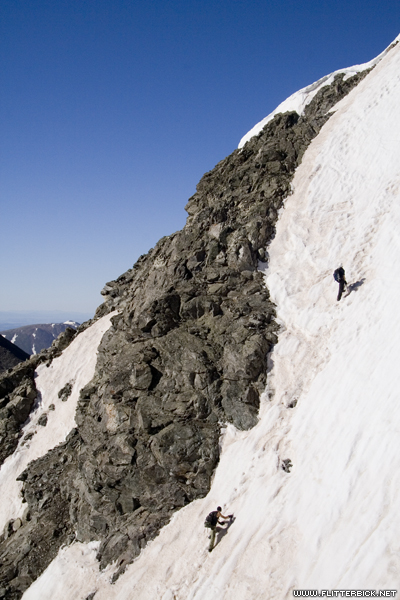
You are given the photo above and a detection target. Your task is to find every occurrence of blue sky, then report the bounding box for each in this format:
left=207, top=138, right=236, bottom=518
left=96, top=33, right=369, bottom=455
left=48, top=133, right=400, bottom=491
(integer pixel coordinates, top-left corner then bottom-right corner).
left=1, top=0, right=399, bottom=319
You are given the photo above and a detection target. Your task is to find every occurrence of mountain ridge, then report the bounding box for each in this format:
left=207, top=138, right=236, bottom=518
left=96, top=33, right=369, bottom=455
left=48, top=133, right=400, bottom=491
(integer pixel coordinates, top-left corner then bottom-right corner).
left=0, top=65, right=372, bottom=599
left=0, top=323, right=80, bottom=356
left=1, top=36, right=400, bottom=599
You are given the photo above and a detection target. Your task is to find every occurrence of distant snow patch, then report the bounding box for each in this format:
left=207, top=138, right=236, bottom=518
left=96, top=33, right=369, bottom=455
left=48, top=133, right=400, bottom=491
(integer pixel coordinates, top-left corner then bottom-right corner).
left=11, top=334, right=17, bottom=344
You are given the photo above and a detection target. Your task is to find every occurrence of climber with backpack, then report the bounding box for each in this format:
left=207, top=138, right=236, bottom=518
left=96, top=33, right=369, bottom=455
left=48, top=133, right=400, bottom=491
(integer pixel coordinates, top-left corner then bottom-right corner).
left=204, top=506, right=233, bottom=552
left=333, top=265, right=347, bottom=301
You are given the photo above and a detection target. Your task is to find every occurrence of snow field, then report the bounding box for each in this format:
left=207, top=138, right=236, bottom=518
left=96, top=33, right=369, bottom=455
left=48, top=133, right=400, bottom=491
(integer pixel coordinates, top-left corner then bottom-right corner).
left=0, top=313, right=116, bottom=534
left=22, top=542, right=116, bottom=600
left=261, top=39, right=400, bottom=590
left=21, top=37, right=400, bottom=599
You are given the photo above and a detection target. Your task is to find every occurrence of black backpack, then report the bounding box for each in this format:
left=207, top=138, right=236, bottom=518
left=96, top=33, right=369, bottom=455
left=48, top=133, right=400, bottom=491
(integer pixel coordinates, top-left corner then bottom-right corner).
left=204, top=511, right=218, bottom=528
left=333, top=267, right=344, bottom=282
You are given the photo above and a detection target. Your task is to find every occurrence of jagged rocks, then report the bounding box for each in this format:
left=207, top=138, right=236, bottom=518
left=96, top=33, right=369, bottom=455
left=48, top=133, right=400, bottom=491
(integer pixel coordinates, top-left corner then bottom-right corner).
left=0, top=362, right=39, bottom=468
left=0, top=70, right=373, bottom=599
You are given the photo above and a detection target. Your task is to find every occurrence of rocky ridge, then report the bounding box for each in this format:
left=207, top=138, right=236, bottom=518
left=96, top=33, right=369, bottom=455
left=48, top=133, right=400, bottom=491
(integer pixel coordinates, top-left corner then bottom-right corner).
left=0, top=70, right=371, bottom=599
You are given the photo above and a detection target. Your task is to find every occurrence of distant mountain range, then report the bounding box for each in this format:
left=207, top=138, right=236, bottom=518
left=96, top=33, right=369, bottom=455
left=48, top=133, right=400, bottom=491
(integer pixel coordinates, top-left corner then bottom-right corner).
left=0, top=321, right=80, bottom=355
left=0, top=310, right=91, bottom=332
left=0, top=335, right=30, bottom=373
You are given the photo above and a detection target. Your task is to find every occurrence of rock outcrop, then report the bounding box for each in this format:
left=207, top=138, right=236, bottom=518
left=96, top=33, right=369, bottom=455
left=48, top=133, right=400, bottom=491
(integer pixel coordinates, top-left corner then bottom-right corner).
left=0, top=70, right=371, bottom=599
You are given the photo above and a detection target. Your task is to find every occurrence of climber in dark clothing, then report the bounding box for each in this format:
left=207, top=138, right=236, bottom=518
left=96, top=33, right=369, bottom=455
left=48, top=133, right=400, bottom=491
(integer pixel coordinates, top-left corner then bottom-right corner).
left=204, top=506, right=233, bottom=552
left=333, top=266, right=347, bottom=301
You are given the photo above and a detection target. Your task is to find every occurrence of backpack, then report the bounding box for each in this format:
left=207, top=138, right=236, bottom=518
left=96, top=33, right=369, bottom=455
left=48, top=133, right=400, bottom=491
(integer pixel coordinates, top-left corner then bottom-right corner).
left=333, top=267, right=344, bottom=282
left=204, top=511, right=218, bottom=528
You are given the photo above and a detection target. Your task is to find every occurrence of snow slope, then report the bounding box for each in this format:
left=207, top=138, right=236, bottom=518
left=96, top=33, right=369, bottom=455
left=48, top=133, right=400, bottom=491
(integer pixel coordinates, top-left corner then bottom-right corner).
left=0, top=313, right=115, bottom=534
left=22, top=38, right=400, bottom=598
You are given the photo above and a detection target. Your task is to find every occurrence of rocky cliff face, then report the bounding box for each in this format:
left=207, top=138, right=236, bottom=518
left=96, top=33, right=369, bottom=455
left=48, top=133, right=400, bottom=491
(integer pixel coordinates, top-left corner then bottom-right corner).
left=0, top=70, right=370, bottom=599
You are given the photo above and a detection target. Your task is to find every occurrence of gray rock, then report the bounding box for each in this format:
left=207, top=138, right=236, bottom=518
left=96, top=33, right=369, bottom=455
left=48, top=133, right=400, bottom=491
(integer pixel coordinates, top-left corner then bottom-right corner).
left=58, top=382, right=73, bottom=401
left=129, top=364, right=152, bottom=390
left=37, top=414, right=48, bottom=427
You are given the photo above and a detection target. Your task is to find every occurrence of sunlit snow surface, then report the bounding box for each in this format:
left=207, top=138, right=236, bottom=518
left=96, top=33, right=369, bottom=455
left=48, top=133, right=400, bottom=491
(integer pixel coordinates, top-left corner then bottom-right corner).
left=22, top=40, right=400, bottom=598
left=0, top=313, right=116, bottom=533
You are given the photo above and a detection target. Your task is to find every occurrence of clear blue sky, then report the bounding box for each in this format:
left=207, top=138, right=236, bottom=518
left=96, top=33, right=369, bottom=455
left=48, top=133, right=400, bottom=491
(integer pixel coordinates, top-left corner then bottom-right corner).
left=1, top=0, right=399, bottom=318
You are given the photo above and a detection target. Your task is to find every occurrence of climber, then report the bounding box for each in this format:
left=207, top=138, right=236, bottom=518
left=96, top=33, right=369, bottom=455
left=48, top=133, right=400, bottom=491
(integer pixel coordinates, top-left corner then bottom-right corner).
left=204, top=506, right=233, bottom=552
left=333, top=265, right=347, bottom=301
